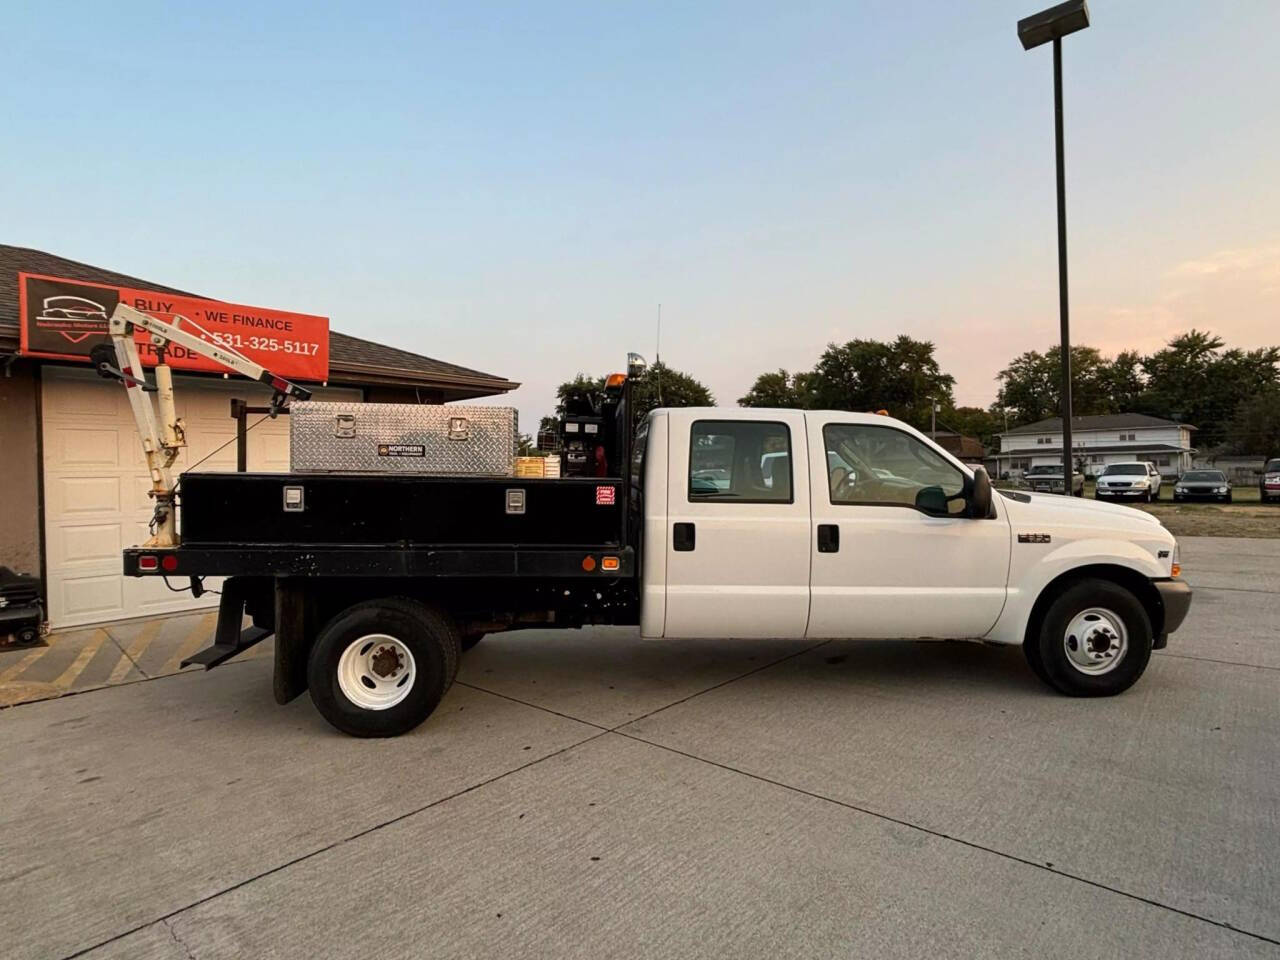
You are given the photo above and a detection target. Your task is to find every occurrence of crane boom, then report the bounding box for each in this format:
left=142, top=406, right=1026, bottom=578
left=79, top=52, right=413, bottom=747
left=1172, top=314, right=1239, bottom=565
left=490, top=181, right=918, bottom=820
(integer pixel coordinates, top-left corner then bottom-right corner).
left=95, top=303, right=312, bottom=548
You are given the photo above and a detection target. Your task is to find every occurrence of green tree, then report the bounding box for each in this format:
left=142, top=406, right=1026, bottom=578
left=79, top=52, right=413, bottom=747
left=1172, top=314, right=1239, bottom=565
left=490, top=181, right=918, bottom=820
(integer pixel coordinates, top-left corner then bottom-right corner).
left=738, top=369, right=816, bottom=408
left=941, top=406, right=1002, bottom=451
left=1225, top=387, right=1280, bottom=455
left=629, top=361, right=714, bottom=421
left=808, top=335, right=955, bottom=429
left=1097, top=349, right=1147, bottom=413
left=995, top=345, right=1118, bottom=425
left=555, top=374, right=607, bottom=417
left=553, top=362, right=713, bottom=427
left=1139, top=331, right=1280, bottom=447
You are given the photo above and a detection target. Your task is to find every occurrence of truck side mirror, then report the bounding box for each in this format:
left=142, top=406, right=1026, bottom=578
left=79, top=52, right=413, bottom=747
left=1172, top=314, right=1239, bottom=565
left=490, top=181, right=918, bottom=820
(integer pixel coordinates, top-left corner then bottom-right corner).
left=914, top=485, right=948, bottom=515
left=968, top=466, right=995, bottom=519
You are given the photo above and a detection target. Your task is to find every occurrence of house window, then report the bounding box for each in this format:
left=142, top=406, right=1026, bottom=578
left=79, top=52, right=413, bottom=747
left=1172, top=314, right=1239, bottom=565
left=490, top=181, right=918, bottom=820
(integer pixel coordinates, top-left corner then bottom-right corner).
left=1156, top=456, right=1170, bottom=466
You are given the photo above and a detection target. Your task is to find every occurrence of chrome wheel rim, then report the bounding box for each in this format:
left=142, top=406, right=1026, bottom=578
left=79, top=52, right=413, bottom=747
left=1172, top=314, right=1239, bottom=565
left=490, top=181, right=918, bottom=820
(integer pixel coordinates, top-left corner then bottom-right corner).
left=337, top=634, right=416, bottom=710
left=1063, top=608, right=1128, bottom=676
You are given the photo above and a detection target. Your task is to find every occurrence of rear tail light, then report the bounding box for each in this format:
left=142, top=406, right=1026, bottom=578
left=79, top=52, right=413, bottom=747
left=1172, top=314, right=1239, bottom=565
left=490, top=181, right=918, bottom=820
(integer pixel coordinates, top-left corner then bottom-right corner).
left=161, top=554, right=179, bottom=572
left=137, top=555, right=158, bottom=571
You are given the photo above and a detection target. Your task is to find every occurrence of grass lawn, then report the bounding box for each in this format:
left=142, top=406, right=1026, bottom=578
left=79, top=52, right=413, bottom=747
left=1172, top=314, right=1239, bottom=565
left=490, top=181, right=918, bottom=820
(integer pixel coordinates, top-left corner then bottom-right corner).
left=997, top=479, right=1280, bottom=539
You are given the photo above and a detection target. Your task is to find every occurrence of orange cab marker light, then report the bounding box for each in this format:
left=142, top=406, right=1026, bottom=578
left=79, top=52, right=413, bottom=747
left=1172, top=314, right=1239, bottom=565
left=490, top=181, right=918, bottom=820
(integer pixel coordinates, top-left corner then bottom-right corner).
left=605, top=373, right=627, bottom=389
left=582, top=555, right=597, bottom=572
left=1171, top=563, right=1181, bottom=577
left=601, top=556, right=620, bottom=571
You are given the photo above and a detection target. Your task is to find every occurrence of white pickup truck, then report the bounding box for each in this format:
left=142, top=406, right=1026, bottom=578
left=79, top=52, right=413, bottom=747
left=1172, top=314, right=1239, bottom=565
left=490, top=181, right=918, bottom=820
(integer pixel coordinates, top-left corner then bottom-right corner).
left=127, top=397, right=1193, bottom=737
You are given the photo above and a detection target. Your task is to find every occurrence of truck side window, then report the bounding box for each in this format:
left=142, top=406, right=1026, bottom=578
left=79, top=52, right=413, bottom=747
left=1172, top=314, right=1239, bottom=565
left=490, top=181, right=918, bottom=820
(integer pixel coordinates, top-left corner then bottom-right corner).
left=689, top=420, right=792, bottom=503
left=823, top=423, right=965, bottom=513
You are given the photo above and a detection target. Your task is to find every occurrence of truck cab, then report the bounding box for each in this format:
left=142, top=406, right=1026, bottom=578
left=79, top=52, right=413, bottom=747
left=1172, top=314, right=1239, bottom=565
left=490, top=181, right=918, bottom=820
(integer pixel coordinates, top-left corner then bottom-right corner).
left=638, top=407, right=1188, bottom=689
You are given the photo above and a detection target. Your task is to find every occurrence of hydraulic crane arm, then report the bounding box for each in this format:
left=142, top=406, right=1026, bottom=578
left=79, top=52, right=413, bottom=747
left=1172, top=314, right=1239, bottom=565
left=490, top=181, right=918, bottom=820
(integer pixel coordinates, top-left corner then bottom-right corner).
left=92, top=303, right=312, bottom=548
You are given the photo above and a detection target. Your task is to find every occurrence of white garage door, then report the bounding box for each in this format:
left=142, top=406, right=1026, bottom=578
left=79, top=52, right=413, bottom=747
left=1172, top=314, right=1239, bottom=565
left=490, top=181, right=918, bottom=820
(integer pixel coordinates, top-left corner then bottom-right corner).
left=41, top=366, right=358, bottom=628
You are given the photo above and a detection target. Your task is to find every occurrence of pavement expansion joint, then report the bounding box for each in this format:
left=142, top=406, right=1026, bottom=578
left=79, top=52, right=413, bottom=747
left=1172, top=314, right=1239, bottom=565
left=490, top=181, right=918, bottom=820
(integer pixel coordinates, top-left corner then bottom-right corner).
left=609, top=728, right=1280, bottom=949
left=59, top=728, right=612, bottom=960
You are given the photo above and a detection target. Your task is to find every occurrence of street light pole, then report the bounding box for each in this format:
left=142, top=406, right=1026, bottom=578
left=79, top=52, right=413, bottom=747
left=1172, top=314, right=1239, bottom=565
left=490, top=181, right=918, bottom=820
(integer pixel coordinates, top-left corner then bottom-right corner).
left=1018, top=0, right=1090, bottom=493
left=1053, top=38, right=1073, bottom=492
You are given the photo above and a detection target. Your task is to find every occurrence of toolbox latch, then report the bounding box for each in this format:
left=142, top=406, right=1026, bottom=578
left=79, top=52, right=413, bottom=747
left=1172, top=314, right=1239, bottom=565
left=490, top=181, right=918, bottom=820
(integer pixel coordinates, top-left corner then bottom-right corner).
left=448, top=416, right=469, bottom=441
left=333, top=414, right=356, bottom=438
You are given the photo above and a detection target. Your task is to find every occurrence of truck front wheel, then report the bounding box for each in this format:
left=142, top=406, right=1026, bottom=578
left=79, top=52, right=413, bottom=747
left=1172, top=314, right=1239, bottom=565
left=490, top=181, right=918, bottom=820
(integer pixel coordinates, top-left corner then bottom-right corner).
left=1029, top=578, right=1153, bottom=697
left=307, top=598, right=460, bottom=737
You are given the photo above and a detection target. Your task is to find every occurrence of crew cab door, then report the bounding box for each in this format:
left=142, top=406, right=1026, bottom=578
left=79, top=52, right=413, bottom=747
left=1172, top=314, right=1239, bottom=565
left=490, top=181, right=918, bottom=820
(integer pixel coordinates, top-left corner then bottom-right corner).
left=662, top=410, right=811, bottom=638
left=805, top=414, right=1010, bottom=639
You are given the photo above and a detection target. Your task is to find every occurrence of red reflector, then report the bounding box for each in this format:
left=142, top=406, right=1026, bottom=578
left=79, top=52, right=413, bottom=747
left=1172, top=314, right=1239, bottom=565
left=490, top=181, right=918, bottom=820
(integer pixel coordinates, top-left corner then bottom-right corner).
left=137, top=555, right=158, bottom=571
left=161, top=554, right=179, bottom=572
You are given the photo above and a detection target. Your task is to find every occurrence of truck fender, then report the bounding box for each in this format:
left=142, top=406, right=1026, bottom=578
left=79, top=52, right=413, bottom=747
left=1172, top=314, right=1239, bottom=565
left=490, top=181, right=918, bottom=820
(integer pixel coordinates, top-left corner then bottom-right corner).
left=988, top=538, right=1165, bottom=647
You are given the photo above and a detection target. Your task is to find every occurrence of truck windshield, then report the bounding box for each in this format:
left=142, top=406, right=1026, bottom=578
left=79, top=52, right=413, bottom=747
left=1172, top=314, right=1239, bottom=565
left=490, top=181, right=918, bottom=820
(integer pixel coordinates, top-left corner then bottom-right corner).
left=1026, top=466, right=1057, bottom=475
left=1103, top=465, right=1147, bottom=476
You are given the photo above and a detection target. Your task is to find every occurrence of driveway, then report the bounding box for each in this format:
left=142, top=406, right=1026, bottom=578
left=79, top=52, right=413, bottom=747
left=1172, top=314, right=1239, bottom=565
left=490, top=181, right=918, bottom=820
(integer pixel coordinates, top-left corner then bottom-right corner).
left=1, top=537, right=1277, bottom=959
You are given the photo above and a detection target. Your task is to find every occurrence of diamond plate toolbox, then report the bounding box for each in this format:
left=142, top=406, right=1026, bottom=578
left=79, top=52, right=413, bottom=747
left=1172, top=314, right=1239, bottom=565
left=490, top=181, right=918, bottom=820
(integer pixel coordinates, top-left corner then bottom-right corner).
left=289, top=402, right=517, bottom=475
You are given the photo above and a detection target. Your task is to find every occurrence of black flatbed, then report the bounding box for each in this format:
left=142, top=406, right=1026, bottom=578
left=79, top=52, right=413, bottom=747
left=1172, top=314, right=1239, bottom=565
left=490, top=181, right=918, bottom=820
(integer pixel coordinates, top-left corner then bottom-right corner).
left=124, top=471, right=637, bottom=581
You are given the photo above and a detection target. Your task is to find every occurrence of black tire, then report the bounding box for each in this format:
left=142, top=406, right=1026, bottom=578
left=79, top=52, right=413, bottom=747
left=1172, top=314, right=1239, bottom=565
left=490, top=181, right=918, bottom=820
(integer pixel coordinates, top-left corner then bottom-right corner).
left=460, top=632, right=485, bottom=651
left=1031, top=578, right=1153, bottom=697
left=307, top=597, right=460, bottom=737
left=1022, top=632, right=1051, bottom=686
left=1224, top=494, right=1232, bottom=504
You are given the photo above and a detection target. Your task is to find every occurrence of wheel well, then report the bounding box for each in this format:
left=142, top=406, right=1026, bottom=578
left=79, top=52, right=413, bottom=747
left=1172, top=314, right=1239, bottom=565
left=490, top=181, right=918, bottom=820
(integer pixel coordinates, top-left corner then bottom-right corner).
left=1024, top=564, right=1164, bottom=647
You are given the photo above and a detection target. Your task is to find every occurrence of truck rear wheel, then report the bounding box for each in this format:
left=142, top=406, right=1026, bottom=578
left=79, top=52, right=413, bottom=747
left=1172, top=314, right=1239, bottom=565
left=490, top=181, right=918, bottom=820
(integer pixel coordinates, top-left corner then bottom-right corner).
left=1030, top=578, right=1153, bottom=697
left=307, top=597, right=460, bottom=737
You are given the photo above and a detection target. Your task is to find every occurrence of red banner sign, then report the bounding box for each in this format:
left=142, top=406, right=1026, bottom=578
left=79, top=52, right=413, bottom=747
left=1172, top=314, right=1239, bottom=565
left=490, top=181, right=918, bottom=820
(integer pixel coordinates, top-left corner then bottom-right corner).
left=17, top=272, right=330, bottom=381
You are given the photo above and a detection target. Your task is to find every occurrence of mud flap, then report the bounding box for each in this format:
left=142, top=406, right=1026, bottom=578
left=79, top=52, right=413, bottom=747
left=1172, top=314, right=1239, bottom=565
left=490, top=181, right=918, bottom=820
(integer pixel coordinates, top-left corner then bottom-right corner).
left=273, top=577, right=314, bottom=704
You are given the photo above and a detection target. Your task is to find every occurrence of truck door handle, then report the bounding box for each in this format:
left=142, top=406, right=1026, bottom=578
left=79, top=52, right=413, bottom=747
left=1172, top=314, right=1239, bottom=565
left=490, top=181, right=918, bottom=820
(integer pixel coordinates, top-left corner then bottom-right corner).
left=673, top=522, right=696, bottom=551
left=817, top=523, right=839, bottom=553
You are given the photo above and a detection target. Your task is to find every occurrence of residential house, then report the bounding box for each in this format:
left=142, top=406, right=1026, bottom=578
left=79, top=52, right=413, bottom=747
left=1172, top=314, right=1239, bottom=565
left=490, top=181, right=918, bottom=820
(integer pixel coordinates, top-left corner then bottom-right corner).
left=993, top=414, right=1195, bottom=479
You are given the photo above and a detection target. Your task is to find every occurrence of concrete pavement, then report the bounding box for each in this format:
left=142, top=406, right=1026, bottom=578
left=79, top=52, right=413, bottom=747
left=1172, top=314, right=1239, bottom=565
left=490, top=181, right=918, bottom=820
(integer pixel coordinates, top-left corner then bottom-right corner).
left=0, top=537, right=1276, bottom=959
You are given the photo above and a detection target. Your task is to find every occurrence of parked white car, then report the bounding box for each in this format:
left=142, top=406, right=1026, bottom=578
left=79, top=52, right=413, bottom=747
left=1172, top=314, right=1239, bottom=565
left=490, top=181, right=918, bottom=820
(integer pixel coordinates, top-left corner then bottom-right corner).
left=1095, top=462, right=1163, bottom=502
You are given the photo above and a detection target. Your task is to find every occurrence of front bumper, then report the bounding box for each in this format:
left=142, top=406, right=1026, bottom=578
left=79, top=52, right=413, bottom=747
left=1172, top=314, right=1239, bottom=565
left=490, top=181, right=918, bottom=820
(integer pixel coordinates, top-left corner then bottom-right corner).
left=1097, top=487, right=1149, bottom=498
left=1154, top=578, right=1192, bottom=639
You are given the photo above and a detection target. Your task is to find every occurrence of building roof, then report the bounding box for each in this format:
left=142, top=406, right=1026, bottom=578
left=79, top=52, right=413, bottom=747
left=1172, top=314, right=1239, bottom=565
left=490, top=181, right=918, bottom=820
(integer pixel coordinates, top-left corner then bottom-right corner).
left=1003, top=413, right=1193, bottom=435
left=1000, top=442, right=1191, bottom=456
left=934, top=433, right=986, bottom=460
left=0, top=244, right=518, bottom=400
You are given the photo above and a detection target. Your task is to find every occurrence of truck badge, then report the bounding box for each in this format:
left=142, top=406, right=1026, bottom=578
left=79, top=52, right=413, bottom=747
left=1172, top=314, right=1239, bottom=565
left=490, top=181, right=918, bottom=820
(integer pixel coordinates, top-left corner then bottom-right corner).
left=1018, top=533, right=1051, bottom=544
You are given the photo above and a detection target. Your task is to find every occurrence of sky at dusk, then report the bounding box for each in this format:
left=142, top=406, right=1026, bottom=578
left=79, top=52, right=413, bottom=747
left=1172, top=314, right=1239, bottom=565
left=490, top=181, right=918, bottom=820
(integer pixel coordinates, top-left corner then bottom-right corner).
left=3, top=1, right=1278, bottom=429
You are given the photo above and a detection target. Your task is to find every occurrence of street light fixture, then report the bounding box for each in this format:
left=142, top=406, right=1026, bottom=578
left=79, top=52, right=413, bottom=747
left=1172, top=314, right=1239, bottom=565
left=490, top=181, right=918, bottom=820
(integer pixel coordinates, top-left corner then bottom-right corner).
left=1018, top=0, right=1090, bottom=493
